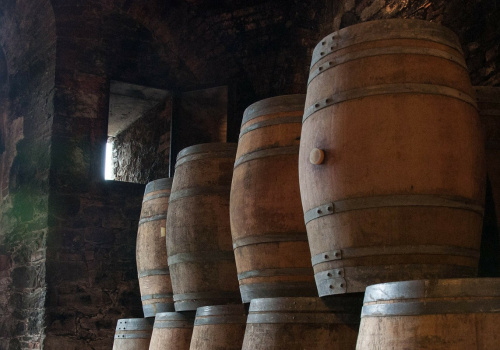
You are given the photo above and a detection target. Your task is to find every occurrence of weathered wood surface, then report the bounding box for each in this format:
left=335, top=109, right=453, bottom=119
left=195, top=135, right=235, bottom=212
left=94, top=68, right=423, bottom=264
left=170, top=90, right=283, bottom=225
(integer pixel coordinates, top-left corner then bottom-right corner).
left=299, top=19, right=485, bottom=296
left=356, top=278, right=500, bottom=349
left=149, top=312, right=194, bottom=350
left=242, top=296, right=361, bottom=349
left=137, top=178, right=175, bottom=317
left=166, top=143, right=241, bottom=311
left=231, top=94, right=316, bottom=303
left=189, top=304, right=247, bottom=350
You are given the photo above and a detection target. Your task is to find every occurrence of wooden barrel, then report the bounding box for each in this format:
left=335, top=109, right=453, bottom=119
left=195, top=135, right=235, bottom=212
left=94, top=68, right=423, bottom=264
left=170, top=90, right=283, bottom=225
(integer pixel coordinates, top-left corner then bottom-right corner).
left=189, top=304, right=247, bottom=350
left=242, top=297, right=361, bottom=349
left=299, top=19, right=485, bottom=297
left=149, top=312, right=195, bottom=350
left=112, top=318, right=153, bottom=350
left=357, top=278, right=500, bottom=349
left=166, top=143, right=241, bottom=311
left=230, top=94, right=316, bottom=303
left=137, top=178, right=174, bottom=317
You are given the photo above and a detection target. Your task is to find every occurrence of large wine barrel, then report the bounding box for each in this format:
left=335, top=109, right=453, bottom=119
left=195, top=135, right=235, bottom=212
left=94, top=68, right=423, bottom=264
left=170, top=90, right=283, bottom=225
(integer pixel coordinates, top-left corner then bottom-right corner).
left=189, top=304, right=247, bottom=350
left=299, top=19, right=485, bottom=296
left=149, top=312, right=194, bottom=350
left=357, top=278, right=500, bottom=349
left=112, top=318, right=153, bottom=350
left=230, top=94, right=316, bottom=303
left=166, top=143, right=241, bottom=311
left=242, top=297, right=361, bottom=349
left=137, top=178, right=174, bottom=317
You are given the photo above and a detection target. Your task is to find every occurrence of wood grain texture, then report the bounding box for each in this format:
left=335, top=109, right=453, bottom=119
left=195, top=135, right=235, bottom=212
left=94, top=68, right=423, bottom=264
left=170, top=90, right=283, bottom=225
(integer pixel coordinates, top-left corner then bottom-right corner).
left=136, top=178, right=174, bottom=316
left=189, top=304, right=246, bottom=350
left=299, top=19, right=485, bottom=295
left=242, top=297, right=361, bottom=350
left=231, top=95, right=317, bottom=303
left=166, top=143, right=240, bottom=311
left=356, top=278, right=500, bottom=349
left=149, top=312, right=194, bottom=350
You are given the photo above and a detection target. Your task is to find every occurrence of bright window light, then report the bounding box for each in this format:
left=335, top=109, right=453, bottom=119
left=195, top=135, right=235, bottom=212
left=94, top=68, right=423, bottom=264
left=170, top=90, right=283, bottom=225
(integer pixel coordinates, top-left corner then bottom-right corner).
left=105, top=141, right=114, bottom=180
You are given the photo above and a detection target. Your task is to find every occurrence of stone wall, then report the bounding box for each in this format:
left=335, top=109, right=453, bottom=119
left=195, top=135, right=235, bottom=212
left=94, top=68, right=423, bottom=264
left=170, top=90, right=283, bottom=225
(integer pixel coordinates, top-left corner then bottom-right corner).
left=325, top=0, right=499, bottom=86
left=0, top=0, right=56, bottom=349
left=112, top=96, right=172, bottom=184
left=45, top=182, right=144, bottom=349
left=0, top=1, right=497, bottom=349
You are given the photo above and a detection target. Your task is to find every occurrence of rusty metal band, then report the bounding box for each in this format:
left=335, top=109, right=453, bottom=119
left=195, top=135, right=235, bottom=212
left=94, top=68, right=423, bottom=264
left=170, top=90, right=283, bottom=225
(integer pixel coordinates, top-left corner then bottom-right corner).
left=155, top=312, right=195, bottom=321
left=239, top=115, right=302, bottom=138
left=143, top=192, right=171, bottom=203
left=168, top=251, right=235, bottom=266
left=168, top=186, right=230, bottom=203
left=173, top=291, right=242, bottom=302
left=142, top=302, right=175, bottom=318
left=247, top=312, right=359, bottom=324
left=145, top=178, right=173, bottom=195
left=177, top=143, right=237, bottom=159
left=141, top=293, right=174, bottom=301
left=175, top=151, right=236, bottom=168
left=154, top=320, right=194, bottom=328
left=138, top=268, right=170, bottom=278
left=239, top=282, right=318, bottom=303
left=311, top=245, right=480, bottom=267
left=242, top=94, right=306, bottom=125
left=249, top=296, right=361, bottom=312
left=114, top=333, right=151, bottom=339
left=138, top=214, right=166, bottom=225
left=115, top=318, right=153, bottom=331
left=238, top=267, right=314, bottom=280
left=176, top=143, right=237, bottom=161
left=194, top=315, right=247, bottom=326
left=196, top=304, right=246, bottom=317
left=364, top=278, right=500, bottom=302
left=234, top=145, right=299, bottom=168
left=361, top=299, right=500, bottom=317
left=311, top=19, right=462, bottom=67
left=308, top=46, right=467, bottom=85
left=232, top=233, right=308, bottom=249
left=304, top=195, right=484, bottom=225
left=315, top=265, right=477, bottom=297
left=303, top=83, right=478, bottom=123
left=315, top=271, right=347, bottom=295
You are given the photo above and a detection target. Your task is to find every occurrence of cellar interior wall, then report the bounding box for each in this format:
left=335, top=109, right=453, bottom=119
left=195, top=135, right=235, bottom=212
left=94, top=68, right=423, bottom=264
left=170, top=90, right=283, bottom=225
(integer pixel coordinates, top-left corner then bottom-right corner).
left=0, top=0, right=497, bottom=349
